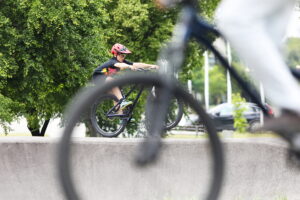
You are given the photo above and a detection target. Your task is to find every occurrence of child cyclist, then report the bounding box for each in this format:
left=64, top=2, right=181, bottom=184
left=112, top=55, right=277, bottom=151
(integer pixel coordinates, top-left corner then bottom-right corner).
left=92, top=43, right=159, bottom=110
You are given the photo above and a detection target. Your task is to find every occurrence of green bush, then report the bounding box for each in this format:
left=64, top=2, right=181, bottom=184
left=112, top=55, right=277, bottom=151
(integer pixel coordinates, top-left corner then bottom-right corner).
left=232, top=93, right=248, bottom=133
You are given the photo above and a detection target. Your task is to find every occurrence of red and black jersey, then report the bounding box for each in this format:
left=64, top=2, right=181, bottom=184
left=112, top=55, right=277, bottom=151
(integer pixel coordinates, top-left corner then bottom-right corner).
left=93, top=57, right=133, bottom=76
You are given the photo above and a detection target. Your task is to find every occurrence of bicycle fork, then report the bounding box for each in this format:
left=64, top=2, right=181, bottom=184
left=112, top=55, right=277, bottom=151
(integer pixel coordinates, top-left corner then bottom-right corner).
left=135, top=84, right=173, bottom=165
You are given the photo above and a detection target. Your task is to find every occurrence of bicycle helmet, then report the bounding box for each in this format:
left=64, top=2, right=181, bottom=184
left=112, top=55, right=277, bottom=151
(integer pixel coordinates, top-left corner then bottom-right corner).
left=111, top=43, right=132, bottom=56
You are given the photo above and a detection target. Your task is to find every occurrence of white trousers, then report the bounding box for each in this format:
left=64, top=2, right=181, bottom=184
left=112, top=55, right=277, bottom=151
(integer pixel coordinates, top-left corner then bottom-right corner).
left=215, top=0, right=300, bottom=113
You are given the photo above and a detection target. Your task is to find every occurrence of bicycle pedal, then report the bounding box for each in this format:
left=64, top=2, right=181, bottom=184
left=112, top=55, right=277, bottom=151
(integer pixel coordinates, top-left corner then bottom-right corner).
left=126, top=105, right=133, bottom=110
left=112, top=108, right=121, bottom=114
left=122, top=109, right=131, bottom=115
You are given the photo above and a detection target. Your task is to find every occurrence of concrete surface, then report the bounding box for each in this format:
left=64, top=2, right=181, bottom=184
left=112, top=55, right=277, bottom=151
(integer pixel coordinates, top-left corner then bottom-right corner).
left=0, top=137, right=299, bottom=200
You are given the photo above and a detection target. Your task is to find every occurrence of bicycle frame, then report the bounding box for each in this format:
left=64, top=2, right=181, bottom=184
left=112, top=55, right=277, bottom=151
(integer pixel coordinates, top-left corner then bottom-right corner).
left=105, top=84, right=145, bottom=122
left=105, top=69, right=158, bottom=121
left=159, top=3, right=270, bottom=115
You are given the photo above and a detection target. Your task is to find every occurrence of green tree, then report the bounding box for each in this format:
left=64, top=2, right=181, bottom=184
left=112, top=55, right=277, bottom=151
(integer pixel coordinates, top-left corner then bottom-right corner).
left=190, top=50, right=256, bottom=106
left=0, top=94, right=21, bottom=134
left=192, top=64, right=227, bottom=105
left=209, top=66, right=227, bottom=104
left=232, top=93, right=248, bottom=133
left=0, top=0, right=109, bottom=136
left=284, top=37, right=300, bottom=68
left=100, top=0, right=220, bottom=63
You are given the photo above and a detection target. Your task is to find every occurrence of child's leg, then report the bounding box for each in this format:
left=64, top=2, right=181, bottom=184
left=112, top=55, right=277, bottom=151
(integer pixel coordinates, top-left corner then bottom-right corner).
left=106, top=76, right=123, bottom=100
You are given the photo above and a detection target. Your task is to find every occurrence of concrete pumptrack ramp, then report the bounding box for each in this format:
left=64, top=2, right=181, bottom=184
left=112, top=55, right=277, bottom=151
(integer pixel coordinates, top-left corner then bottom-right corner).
left=0, top=137, right=299, bottom=200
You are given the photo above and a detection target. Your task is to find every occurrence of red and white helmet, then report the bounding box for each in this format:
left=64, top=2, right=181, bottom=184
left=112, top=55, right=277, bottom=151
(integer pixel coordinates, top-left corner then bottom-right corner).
left=111, top=43, right=132, bottom=56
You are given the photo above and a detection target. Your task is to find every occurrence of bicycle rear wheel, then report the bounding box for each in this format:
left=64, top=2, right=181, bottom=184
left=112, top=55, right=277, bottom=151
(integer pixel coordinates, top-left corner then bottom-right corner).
left=146, top=93, right=184, bottom=131
left=90, top=94, right=127, bottom=137
left=58, top=73, right=224, bottom=200
left=165, top=97, right=183, bottom=130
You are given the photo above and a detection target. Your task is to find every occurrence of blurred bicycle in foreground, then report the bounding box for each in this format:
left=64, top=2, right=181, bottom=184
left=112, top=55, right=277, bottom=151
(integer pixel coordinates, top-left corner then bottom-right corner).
left=58, top=0, right=300, bottom=200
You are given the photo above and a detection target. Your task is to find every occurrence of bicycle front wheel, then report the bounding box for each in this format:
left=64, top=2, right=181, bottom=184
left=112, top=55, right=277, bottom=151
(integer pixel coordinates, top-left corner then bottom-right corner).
left=58, top=73, right=224, bottom=200
left=90, top=94, right=127, bottom=137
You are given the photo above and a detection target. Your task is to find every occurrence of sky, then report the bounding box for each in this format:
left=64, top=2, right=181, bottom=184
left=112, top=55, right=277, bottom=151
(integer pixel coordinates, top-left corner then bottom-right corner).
left=287, top=10, right=300, bottom=37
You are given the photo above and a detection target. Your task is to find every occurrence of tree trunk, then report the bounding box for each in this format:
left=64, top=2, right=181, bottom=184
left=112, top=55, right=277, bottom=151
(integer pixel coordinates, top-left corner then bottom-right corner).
left=40, top=119, right=50, bottom=136
left=85, top=120, right=97, bottom=137
left=27, top=119, right=50, bottom=136
left=27, top=126, right=41, bottom=136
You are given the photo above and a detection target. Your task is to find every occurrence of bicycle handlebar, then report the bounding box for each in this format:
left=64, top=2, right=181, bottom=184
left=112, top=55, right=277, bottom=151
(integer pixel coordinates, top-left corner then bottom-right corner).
left=136, top=68, right=157, bottom=72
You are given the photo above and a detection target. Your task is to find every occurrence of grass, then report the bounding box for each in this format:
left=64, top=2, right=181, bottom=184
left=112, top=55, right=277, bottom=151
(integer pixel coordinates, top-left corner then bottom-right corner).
left=166, top=131, right=278, bottom=139
left=228, top=132, right=278, bottom=138
left=0, top=133, right=32, bottom=137
left=0, top=133, right=54, bottom=137
left=1, top=130, right=278, bottom=139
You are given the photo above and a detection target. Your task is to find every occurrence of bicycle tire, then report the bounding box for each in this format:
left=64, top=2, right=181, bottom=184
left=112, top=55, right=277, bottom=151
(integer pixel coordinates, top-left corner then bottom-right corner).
left=90, top=94, right=127, bottom=137
left=58, top=73, right=224, bottom=200
left=146, top=93, right=184, bottom=131
left=165, top=97, right=184, bottom=130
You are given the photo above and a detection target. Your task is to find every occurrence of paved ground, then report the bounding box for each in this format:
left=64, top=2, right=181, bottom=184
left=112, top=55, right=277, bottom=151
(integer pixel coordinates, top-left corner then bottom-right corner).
left=0, top=137, right=299, bottom=200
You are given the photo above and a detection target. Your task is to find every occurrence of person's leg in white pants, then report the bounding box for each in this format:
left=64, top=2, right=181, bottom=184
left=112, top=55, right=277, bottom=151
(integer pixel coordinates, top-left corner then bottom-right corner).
left=215, top=0, right=300, bottom=114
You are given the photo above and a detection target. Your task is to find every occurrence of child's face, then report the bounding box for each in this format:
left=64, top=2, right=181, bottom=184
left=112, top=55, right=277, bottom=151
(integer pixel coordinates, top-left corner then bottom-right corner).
left=116, top=54, right=126, bottom=62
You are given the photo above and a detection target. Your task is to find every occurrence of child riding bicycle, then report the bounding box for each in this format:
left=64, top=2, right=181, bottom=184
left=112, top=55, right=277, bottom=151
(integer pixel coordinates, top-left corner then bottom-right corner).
left=92, top=43, right=159, bottom=110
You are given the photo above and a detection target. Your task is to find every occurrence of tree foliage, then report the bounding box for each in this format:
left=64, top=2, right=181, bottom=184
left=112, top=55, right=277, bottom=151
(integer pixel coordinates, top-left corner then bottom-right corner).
left=191, top=64, right=227, bottom=105
left=0, top=0, right=109, bottom=135
left=284, top=37, right=300, bottom=68
left=232, top=93, right=248, bottom=133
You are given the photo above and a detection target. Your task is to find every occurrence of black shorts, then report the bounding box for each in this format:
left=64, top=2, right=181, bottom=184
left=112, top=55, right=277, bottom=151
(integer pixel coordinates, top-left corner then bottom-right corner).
left=92, top=73, right=106, bottom=84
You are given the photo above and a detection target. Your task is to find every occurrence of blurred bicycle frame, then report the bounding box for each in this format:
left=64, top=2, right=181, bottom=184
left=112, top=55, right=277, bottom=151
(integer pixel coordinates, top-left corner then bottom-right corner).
left=58, top=1, right=300, bottom=200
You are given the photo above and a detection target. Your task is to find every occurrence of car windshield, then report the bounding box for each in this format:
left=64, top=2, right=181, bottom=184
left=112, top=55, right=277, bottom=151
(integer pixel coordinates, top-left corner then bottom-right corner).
left=209, top=104, right=233, bottom=115
left=209, top=103, right=259, bottom=116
